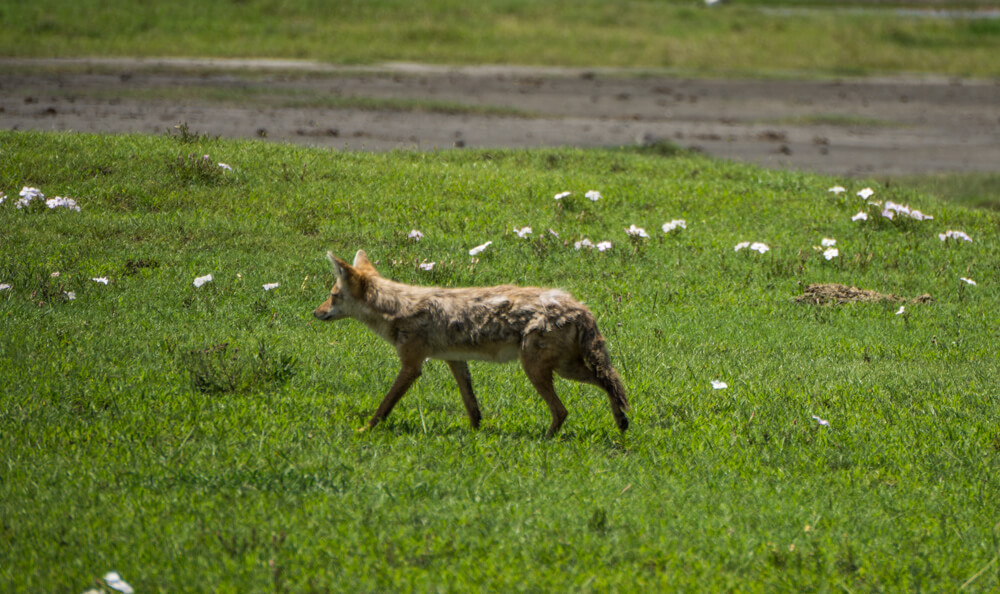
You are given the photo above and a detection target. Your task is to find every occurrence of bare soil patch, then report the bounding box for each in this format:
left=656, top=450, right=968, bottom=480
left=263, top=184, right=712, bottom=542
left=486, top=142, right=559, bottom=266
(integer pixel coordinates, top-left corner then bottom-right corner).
left=793, top=283, right=934, bottom=305
left=2, top=58, right=999, bottom=177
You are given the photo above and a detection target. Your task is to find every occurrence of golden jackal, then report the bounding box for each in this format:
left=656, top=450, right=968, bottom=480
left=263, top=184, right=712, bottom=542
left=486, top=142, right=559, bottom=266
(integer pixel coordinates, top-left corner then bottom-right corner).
left=314, top=250, right=630, bottom=437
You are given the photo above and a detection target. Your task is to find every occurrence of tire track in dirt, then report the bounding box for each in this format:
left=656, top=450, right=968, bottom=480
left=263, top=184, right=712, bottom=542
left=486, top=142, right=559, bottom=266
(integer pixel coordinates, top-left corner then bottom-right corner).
left=2, top=58, right=998, bottom=177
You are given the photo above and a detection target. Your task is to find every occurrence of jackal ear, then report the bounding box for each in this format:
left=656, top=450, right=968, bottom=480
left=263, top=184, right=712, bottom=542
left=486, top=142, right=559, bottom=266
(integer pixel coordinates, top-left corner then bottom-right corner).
left=328, top=253, right=367, bottom=297
left=327, top=252, right=351, bottom=280
left=352, top=249, right=379, bottom=276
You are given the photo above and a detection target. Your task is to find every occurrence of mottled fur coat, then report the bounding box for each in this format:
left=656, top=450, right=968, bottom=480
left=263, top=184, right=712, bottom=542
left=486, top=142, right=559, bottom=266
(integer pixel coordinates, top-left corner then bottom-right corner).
left=314, top=250, right=629, bottom=437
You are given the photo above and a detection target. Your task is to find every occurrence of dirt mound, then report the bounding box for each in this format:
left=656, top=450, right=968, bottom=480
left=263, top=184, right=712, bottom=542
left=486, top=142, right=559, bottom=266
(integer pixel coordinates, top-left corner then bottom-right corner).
left=793, top=283, right=933, bottom=305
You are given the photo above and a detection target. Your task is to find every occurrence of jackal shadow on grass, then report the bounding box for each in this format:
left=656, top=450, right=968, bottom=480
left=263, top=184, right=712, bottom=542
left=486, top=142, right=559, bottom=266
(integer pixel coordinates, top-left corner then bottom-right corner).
left=357, top=413, right=631, bottom=444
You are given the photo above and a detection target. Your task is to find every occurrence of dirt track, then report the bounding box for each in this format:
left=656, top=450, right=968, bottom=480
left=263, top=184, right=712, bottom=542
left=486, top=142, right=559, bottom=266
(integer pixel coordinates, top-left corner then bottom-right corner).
left=2, top=58, right=998, bottom=177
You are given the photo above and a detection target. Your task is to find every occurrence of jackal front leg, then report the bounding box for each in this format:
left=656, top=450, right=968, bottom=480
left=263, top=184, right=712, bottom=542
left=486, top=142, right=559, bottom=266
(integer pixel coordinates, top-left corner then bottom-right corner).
left=361, top=344, right=426, bottom=432
left=521, top=358, right=568, bottom=437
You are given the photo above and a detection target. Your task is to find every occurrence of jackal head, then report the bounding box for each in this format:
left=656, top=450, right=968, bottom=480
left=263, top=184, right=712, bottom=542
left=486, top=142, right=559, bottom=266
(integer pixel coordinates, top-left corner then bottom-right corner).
left=313, top=250, right=378, bottom=321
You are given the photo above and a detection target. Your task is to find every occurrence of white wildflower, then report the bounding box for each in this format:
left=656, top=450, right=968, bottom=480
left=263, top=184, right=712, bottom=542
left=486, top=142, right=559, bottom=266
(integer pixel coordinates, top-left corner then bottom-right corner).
left=513, top=226, right=532, bottom=238
left=92, top=277, right=109, bottom=285
left=574, top=238, right=594, bottom=250
left=895, top=305, right=905, bottom=316
left=218, top=163, right=233, bottom=171
left=884, top=200, right=909, bottom=216
left=408, top=229, right=424, bottom=241
left=16, top=186, right=44, bottom=209
left=823, top=247, right=839, bottom=260
left=469, top=241, right=492, bottom=256
left=662, top=219, right=687, bottom=233
left=19, top=186, right=44, bottom=199
left=585, top=190, right=602, bottom=202
left=596, top=241, right=613, bottom=252
left=828, top=186, right=846, bottom=195
left=852, top=211, right=868, bottom=221
left=554, top=191, right=571, bottom=200
left=263, top=283, right=280, bottom=291
left=811, top=415, right=830, bottom=427
left=711, top=380, right=728, bottom=390
left=50, top=271, right=61, bottom=278
left=0, top=192, right=5, bottom=204
left=103, top=572, right=134, bottom=594
left=750, top=242, right=770, bottom=254
left=939, top=230, right=972, bottom=242
left=857, top=187, right=875, bottom=200
left=734, top=241, right=751, bottom=252
left=625, top=224, right=648, bottom=238
left=45, top=196, right=81, bottom=211
left=821, top=238, right=836, bottom=247
left=193, top=274, right=213, bottom=288
left=877, top=200, right=933, bottom=221
left=419, top=262, right=435, bottom=271
left=0, top=283, right=10, bottom=291
left=959, top=277, right=976, bottom=286
left=64, top=291, right=76, bottom=300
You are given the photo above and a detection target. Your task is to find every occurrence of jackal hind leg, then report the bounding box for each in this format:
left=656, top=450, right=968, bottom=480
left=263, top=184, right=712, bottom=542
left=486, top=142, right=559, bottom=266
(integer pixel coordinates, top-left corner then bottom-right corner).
left=364, top=345, right=426, bottom=432
left=557, top=357, right=629, bottom=433
left=520, top=351, right=568, bottom=437
left=446, top=360, right=481, bottom=429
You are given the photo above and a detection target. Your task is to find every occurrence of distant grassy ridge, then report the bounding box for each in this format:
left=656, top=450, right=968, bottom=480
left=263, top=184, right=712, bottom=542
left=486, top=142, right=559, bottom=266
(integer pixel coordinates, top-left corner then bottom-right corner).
left=1, top=130, right=998, bottom=590
left=3, top=0, right=1000, bottom=77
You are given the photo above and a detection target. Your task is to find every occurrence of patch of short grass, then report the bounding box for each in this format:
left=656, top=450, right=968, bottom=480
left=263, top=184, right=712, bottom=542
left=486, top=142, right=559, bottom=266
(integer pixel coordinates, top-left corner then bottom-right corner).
left=762, top=113, right=907, bottom=128
left=1, top=131, right=999, bottom=591
left=895, top=172, right=1000, bottom=211
left=29, top=82, right=536, bottom=118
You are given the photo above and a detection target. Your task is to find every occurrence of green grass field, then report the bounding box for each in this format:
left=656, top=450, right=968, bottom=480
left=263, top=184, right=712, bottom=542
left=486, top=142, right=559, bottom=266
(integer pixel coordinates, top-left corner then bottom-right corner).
left=900, top=173, right=1000, bottom=212
left=1, top=130, right=998, bottom=591
left=5, top=0, right=1000, bottom=77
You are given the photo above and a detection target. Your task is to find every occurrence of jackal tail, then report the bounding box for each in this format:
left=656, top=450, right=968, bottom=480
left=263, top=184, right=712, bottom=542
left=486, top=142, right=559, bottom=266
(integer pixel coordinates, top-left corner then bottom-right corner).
left=580, top=315, right=630, bottom=412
